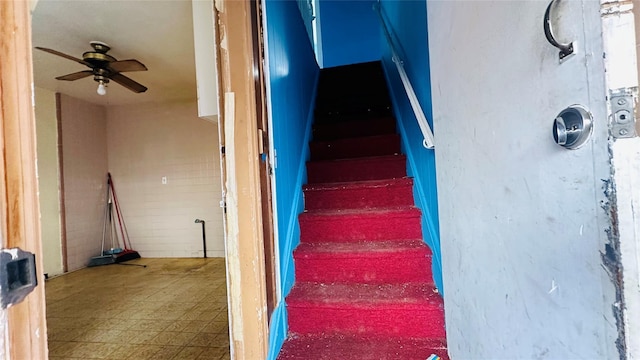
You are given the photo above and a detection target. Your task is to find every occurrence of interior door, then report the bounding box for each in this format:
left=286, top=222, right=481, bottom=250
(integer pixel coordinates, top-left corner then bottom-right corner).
left=427, top=1, right=623, bottom=358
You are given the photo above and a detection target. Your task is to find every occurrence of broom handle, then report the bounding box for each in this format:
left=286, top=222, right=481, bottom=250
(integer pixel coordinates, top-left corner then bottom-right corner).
left=110, top=201, right=119, bottom=250
left=108, top=173, right=127, bottom=249
left=100, top=177, right=111, bottom=254
left=108, top=173, right=133, bottom=250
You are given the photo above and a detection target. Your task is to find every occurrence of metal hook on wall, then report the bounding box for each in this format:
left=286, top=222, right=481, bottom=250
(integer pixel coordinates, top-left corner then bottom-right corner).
left=543, top=0, right=575, bottom=61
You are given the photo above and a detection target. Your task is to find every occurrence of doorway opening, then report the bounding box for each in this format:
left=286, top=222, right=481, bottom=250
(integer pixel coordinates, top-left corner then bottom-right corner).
left=30, top=1, right=230, bottom=358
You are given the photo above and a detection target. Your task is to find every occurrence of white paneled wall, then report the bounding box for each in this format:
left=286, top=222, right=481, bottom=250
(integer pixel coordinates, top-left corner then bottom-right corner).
left=59, top=94, right=108, bottom=271
left=106, top=101, right=223, bottom=258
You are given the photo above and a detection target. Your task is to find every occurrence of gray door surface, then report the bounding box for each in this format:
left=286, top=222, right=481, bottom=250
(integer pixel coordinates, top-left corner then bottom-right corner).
left=428, top=1, right=621, bottom=358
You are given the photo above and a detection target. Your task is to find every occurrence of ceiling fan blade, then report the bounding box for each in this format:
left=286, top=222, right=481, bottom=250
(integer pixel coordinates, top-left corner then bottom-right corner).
left=35, top=46, right=92, bottom=67
left=108, top=59, right=147, bottom=73
left=110, top=73, right=148, bottom=93
left=55, top=70, right=93, bottom=81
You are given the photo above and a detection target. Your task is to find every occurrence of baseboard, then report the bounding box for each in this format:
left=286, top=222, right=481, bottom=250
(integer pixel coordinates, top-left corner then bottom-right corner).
left=135, top=251, right=226, bottom=258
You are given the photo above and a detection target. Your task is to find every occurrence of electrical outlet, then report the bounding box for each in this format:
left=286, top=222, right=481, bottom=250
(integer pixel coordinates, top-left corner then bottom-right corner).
left=162, top=176, right=167, bottom=185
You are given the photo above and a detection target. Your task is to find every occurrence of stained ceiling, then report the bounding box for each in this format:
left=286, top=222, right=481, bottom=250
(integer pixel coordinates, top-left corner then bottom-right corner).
left=31, top=0, right=198, bottom=107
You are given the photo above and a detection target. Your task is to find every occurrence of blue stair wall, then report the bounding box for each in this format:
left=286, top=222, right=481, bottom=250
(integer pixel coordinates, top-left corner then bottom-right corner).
left=318, top=0, right=381, bottom=68
left=379, top=0, right=443, bottom=293
left=263, top=0, right=320, bottom=358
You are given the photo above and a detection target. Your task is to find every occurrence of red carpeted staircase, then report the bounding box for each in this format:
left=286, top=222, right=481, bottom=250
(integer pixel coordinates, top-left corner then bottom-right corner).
left=278, top=61, right=448, bottom=360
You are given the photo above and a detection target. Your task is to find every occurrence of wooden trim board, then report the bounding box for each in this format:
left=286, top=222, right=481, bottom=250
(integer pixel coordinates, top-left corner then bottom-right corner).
left=216, top=0, right=270, bottom=358
left=0, top=0, right=49, bottom=358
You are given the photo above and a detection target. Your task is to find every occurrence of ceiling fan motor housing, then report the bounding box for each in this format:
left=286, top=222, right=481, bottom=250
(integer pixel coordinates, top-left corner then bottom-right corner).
left=83, top=51, right=116, bottom=64
left=84, top=41, right=116, bottom=70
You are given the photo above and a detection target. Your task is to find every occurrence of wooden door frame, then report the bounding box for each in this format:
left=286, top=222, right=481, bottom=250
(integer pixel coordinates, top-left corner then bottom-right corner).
left=604, top=1, right=640, bottom=358
left=250, top=0, right=278, bottom=322
left=216, top=0, right=270, bottom=358
left=0, top=0, right=49, bottom=358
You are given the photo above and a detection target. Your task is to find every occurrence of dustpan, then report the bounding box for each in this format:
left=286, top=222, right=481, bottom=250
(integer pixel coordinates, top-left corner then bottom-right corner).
left=88, top=254, right=115, bottom=267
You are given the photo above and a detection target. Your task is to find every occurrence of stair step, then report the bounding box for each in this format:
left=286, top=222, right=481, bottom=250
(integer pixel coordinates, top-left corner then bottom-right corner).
left=310, top=134, right=401, bottom=161
left=300, top=207, right=422, bottom=243
left=303, top=178, right=414, bottom=210
left=307, top=155, right=406, bottom=184
left=294, top=240, right=433, bottom=284
left=312, top=117, right=396, bottom=141
left=278, top=333, right=449, bottom=360
left=287, top=282, right=446, bottom=338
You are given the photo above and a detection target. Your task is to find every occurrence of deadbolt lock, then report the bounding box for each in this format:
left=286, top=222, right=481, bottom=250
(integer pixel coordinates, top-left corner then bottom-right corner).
left=552, top=105, right=593, bottom=149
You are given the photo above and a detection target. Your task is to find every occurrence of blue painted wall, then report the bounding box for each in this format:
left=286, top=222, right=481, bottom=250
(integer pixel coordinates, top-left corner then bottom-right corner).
left=318, top=0, right=381, bottom=68
left=379, top=0, right=442, bottom=293
left=263, top=0, right=320, bottom=358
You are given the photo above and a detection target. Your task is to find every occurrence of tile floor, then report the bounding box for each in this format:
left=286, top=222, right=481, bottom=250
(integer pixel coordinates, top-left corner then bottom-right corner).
left=46, top=258, right=230, bottom=359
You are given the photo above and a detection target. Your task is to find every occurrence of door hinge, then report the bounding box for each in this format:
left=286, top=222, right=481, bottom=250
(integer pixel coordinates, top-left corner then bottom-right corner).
left=609, top=88, right=637, bottom=139
left=220, top=191, right=227, bottom=214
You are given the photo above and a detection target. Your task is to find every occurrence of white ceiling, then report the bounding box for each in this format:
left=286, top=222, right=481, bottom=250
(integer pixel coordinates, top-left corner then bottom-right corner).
left=31, top=0, right=198, bottom=106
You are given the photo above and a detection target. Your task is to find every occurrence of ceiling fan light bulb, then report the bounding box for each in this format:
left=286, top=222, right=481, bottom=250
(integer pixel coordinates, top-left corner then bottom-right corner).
left=97, top=82, right=107, bottom=96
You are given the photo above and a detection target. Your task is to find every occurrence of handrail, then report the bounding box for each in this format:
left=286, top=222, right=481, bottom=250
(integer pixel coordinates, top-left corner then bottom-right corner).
left=374, top=2, right=435, bottom=149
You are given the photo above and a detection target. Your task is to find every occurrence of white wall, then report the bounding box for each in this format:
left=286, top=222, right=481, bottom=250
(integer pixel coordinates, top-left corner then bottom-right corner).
left=428, top=1, right=619, bottom=358
left=59, top=94, right=108, bottom=271
left=106, top=101, right=223, bottom=257
left=34, top=87, right=63, bottom=276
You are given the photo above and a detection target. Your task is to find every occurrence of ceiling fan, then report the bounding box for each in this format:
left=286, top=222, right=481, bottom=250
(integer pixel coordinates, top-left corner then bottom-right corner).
left=35, top=41, right=148, bottom=95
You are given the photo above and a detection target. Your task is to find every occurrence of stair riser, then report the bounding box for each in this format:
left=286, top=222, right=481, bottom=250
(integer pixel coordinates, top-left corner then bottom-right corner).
left=307, top=157, right=406, bottom=184
left=304, top=183, right=414, bottom=210
left=278, top=335, right=449, bottom=360
left=300, top=213, right=422, bottom=242
left=294, top=252, right=433, bottom=284
left=310, top=135, right=400, bottom=161
left=287, top=305, right=446, bottom=339
left=312, top=118, right=396, bottom=141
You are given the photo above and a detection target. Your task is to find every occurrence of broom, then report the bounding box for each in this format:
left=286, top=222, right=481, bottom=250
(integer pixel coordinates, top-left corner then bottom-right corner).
left=88, top=175, right=116, bottom=267
left=108, top=173, right=141, bottom=263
